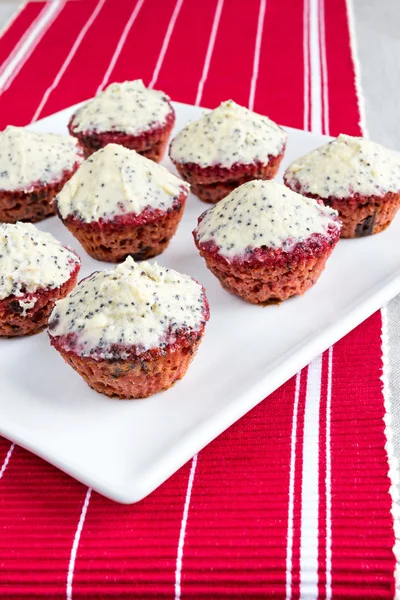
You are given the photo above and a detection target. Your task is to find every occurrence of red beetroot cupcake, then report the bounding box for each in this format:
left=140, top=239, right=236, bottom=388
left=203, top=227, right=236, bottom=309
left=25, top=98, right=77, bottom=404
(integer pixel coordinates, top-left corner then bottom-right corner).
left=0, top=222, right=80, bottom=336
left=48, top=256, right=210, bottom=399
left=54, top=143, right=190, bottom=262
left=284, top=134, right=400, bottom=238
left=193, top=180, right=341, bottom=304
left=169, top=100, right=287, bottom=204
left=0, top=126, right=83, bottom=223
left=68, top=80, right=175, bottom=162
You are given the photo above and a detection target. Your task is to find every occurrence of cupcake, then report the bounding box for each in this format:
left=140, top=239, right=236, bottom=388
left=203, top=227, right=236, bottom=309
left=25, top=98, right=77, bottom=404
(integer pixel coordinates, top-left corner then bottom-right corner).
left=0, top=223, right=80, bottom=336
left=284, top=134, right=400, bottom=238
left=169, top=100, right=287, bottom=203
left=48, top=256, right=209, bottom=399
left=193, top=180, right=341, bottom=304
left=68, top=80, right=175, bottom=162
left=54, top=144, right=190, bottom=262
left=0, top=126, right=83, bottom=223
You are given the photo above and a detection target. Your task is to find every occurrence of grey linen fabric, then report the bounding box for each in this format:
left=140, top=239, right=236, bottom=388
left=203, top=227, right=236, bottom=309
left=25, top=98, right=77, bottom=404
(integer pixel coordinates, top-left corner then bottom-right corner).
left=387, top=298, right=400, bottom=464
left=353, top=0, right=400, bottom=149
left=353, top=0, right=400, bottom=586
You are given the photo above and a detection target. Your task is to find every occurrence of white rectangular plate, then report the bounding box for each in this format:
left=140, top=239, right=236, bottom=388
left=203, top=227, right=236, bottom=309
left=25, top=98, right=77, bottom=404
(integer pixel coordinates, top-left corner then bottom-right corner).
left=0, top=101, right=399, bottom=503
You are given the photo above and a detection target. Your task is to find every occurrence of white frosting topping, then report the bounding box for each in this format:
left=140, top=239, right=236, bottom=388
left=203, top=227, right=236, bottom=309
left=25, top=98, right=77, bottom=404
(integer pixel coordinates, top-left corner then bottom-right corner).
left=284, top=134, right=400, bottom=199
left=169, top=100, right=287, bottom=168
left=0, top=126, right=82, bottom=192
left=194, top=180, right=339, bottom=258
left=55, top=144, right=189, bottom=222
left=70, top=80, right=172, bottom=135
left=0, top=223, right=80, bottom=301
left=18, top=297, right=37, bottom=315
left=48, top=256, right=207, bottom=359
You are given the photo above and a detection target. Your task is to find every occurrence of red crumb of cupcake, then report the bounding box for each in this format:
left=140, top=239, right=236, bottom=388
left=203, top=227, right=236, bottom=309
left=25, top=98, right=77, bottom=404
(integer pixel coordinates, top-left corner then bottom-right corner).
left=170, top=148, right=285, bottom=204
left=49, top=292, right=210, bottom=399
left=56, top=189, right=188, bottom=262
left=0, top=150, right=84, bottom=224
left=283, top=176, right=400, bottom=238
left=193, top=221, right=341, bottom=304
left=68, top=109, right=175, bottom=163
left=0, top=259, right=80, bottom=337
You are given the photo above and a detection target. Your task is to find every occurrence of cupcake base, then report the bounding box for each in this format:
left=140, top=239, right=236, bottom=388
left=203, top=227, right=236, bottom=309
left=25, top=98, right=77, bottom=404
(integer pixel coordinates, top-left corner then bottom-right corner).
left=194, top=233, right=340, bottom=304
left=69, top=111, right=175, bottom=163
left=60, top=194, right=186, bottom=263
left=325, top=191, right=400, bottom=238
left=283, top=178, right=400, bottom=238
left=0, top=264, right=80, bottom=337
left=172, top=152, right=284, bottom=203
left=0, top=168, right=81, bottom=224
left=205, top=253, right=331, bottom=304
left=51, top=332, right=204, bottom=399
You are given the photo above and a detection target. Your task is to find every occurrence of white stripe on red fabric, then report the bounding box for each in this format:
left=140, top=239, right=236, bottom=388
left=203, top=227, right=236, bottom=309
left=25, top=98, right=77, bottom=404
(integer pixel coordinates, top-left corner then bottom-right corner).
left=344, top=0, right=368, bottom=137
left=346, top=0, right=397, bottom=589
left=285, top=371, right=302, bottom=600
left=300, top=356, right=321, bottom=599
left=148, top=0, right=185, bottom=89
left=32, top=0, right=107, bottom=122
left=61, top=2, right=157, bottom=589
left=326, top=346, right=333, bottom=600
left=296, top=0, right=330, bottom=596
left=0, top=2, right=36, bottom=76
left=0, top=443, right=15, bottom=481
left=248, top=0, right=266, bottom=111
left=0, top=0, right=65, bottom=94
left=62, top=4, right=158, bottom=593
left=0, top=5, right=43, bottom=80
left=303, top=0, right=310, bottom=131
left=0, top=1, right=387, bottom=598
left=66, top=488, right=92, bottom=600
left=96, top=0, right=146, bottom=94
left=380, top=306, right=400, bottom=595
left=284, top=6, right=326, bottom=594
left=194, top=0, right=224, bottom=106
left=318, top=0, right=329, bottom=135
left=321, top=1, right=332, bottom=584
left=174, top=2, right=253, bottom=588
left=174, top=454, right=197, bottom=600
left=309, top=0, right=322, bottom=135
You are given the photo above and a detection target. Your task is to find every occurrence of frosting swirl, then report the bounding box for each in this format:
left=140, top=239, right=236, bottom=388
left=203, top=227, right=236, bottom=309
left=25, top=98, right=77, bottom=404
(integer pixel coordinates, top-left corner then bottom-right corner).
left=48, top=256, right=208, bottom=359
left=70, top=80, right=173, bottom=135
left=194, top=180, right=339, bottom=258
left=0, top=126, right=83, bottom=192
left=170, top=100, right=286, bottom=168
left=284, top=134, right=400, bottom=199
left=55, top=144, right=189, bottom=222
left=0, top=222, right=80, bottom=301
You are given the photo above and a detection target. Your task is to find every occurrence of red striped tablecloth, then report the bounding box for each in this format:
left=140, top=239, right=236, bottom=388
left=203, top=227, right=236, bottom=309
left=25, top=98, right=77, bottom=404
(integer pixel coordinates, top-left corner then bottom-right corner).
left=0, top=1, right=397, bottom=598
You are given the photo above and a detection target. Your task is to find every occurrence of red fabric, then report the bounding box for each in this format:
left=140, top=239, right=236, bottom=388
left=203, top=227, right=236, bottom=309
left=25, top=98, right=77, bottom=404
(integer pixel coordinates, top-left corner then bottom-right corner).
left=180, top=378, right=298, bottom=598
left=0, top=439, right=86, bottom=599
left=0, top=0, right=395, bottom=598
left=192, top=0, right=259, bottom=109
left=331, top=312, right=395, bottom=598
left=74, top=465, right=193, bottom=598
